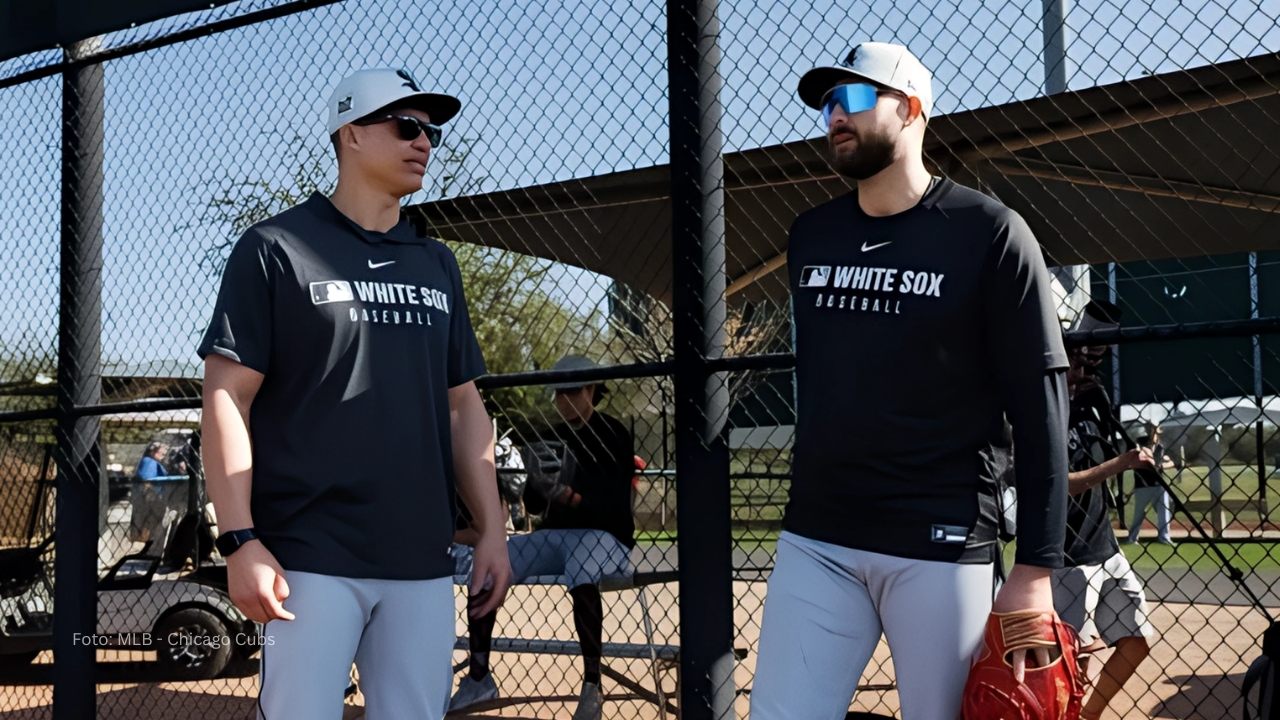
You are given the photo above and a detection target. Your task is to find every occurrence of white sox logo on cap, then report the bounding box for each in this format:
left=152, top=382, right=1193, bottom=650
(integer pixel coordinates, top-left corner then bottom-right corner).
left=324, top=67, right=462, bottom=135
left=396, top=68, right=421, bottom=92
left=799, top=42, right=934, bottom=119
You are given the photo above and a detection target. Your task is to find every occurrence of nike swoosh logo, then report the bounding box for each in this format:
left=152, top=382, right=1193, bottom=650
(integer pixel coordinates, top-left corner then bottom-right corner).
left=861, top=241, right=892, bottom=252
left=368, top=260, right=396, bottom=269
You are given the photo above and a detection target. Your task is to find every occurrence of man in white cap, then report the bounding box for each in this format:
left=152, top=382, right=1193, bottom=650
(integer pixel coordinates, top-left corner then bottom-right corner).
left=199, top=67, right=511, bottom=719
left=751, top=42, right=1071, bottom=719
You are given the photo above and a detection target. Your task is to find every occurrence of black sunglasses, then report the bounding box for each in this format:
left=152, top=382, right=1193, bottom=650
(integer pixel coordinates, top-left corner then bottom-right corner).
left=356, top=114, right=443, bottom=147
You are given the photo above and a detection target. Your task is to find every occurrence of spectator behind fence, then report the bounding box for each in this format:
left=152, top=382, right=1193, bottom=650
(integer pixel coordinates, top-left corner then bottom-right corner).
left=1052, top=300, right=1158, bottom=720
left=130, top=442, right=175, bottom=544
left=135, top=442, right=169, bottom=480
left=451, top=354, right=636, bottom=720
left=1126, top=422, right=1177, bottom=545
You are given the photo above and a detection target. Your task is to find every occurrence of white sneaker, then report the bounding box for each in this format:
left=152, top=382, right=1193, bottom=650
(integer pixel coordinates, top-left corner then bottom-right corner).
left=448, top=673, right=499, bottom=712
left=571, top=682, right=603, bottom=720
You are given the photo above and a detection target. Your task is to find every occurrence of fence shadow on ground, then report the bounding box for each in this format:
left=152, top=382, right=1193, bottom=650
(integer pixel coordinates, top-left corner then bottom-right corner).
left=1150, top=671, right=1245, bottom=719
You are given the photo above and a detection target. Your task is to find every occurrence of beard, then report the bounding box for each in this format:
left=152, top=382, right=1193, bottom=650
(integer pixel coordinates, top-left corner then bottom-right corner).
left=829, top=126, right=898, bottom=181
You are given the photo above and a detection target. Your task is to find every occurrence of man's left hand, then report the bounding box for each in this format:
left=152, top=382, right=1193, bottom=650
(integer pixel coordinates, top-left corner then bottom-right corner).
left=992, top=564, right=1056, bottom=682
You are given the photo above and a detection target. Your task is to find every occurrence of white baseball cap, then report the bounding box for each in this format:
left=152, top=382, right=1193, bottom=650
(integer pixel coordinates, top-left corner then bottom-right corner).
left=798, top=42, right=934, bottom=119
left=325, top=67, right=461, bottom=135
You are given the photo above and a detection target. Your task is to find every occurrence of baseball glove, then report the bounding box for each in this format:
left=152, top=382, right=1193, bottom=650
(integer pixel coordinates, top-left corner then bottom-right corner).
left=961, top=610, right=1087, bottom=720
left=523, top=440, right=577, bottom=502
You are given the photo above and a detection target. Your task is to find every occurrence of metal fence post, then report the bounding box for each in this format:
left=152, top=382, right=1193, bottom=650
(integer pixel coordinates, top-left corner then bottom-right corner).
left=667, top=0, right=735, bottom=717
left=1041, top=0, right=1070, bottom=95
left=54, top=37, right=106, bottom=720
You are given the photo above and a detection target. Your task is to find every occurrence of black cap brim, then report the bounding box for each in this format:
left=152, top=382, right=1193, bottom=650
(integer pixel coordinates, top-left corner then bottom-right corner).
left=379, top=92, right=462, bottom=125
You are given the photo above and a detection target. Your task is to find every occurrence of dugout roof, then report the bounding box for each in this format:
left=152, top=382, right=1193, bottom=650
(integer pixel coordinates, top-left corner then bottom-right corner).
left=409, top=52, right=1280, bottom=304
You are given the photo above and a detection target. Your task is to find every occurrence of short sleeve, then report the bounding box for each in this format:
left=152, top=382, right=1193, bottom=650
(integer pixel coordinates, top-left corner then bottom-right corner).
left=442, top=248, right=486, bottom=387
left=196, top=229, right=275, bottom=374
left=982, top=211, right=1069, bottom=371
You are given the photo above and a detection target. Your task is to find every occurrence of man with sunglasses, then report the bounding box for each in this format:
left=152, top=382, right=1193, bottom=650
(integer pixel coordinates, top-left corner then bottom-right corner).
left=199, top=67, right=511, bottom=719
left=752, top=43, right=1070, bottom=719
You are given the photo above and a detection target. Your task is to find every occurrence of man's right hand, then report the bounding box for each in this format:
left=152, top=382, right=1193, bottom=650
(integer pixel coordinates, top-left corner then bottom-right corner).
left=227, top=541, right=295, bottom=623
left=1122, top=446, right=1157, bottom=471
left=467, top=529, right=513, bottom=618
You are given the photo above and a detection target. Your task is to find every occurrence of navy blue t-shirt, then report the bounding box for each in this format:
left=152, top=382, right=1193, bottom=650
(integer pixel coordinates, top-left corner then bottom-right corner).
left=785, top=178, right=1069, bottom=567
left=198, top=193, right=486, bottom=580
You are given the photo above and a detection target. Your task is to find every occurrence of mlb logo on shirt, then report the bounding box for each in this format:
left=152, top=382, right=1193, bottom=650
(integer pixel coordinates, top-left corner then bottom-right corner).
left=799, top=266, right=832, bottom=288
left=930, top=524, right=967, bottom=545
left=311, top=280, right=355, bottom=305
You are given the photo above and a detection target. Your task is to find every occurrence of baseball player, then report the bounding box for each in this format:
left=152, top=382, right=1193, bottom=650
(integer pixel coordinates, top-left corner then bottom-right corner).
left=1054, top=302, right=1157, bottom=719
left=199, top=67, right=512, bottom=719
left=450, top=355, right=635, bottom=720
left=751, top=42, right=1070, bottom=720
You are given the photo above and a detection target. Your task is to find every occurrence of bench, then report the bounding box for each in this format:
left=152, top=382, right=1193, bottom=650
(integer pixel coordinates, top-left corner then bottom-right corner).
left=452, top=569, right=747, bottom=718
left=450, top=636, right=749, bottom=717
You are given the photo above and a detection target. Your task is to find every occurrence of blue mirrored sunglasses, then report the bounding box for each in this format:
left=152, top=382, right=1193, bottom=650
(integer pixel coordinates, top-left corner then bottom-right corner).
left=820, top=82, right=883, bottom=125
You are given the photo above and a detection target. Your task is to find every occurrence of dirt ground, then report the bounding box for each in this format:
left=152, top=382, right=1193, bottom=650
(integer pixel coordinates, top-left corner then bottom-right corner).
left=0, top=582, right=1268, bottom=719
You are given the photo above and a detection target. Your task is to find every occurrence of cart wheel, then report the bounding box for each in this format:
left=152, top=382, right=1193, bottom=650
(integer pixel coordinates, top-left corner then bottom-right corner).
left=233, top=621, right=262, bottom=660
left=155, top=607, right=233, bottom=680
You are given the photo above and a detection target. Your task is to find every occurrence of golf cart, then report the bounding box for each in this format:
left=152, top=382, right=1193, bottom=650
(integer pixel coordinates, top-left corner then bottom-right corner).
left=0, top=534, right=54, bottom=670
left=0, top=431, right=259, bottom=681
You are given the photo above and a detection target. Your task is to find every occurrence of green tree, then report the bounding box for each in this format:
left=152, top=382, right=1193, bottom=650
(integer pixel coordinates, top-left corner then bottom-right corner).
left=602, top=288, right=789, bottom=415
left=0, top=337, right=56, bottom=416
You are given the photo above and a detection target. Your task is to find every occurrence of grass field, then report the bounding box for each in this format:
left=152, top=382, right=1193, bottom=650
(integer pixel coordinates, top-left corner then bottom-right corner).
left=722, top=463, right=1280, bottom=522
left=636, top=529, right=1280, bottom=575
left=638, top=462, right=1280, bottom=574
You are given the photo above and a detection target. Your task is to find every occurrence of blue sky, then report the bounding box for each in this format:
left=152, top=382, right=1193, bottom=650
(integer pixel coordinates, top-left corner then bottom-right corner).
left=0, top=0, right=1276, bottom=377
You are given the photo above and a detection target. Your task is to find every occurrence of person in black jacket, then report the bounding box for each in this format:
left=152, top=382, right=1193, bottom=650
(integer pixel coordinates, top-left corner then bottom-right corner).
left=1052, top=301, right=1158, bottom=719
left=451, top=355, right=635, bottom=720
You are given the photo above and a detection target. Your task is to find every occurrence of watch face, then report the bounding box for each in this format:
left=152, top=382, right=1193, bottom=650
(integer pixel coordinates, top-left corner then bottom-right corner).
left=216, top=535, right=236, bottom=555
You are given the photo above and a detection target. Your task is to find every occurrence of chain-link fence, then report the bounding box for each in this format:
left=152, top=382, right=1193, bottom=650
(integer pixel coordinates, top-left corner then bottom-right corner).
left=1, top=0, right=1279, bottom=718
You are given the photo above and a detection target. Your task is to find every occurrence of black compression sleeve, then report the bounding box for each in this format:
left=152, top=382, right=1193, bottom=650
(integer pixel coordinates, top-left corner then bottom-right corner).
left=1008, top=369, right=1070, bottom=568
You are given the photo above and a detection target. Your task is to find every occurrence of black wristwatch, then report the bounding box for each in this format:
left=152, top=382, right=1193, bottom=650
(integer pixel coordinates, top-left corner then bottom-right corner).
left=215, top=528, right=260, bottom=557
